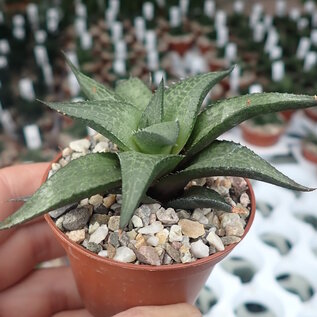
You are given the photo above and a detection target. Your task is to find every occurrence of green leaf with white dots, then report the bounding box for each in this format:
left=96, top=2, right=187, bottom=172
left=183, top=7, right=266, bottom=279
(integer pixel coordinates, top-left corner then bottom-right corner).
left=133, top=121, right=180, bottom=154
left=44, top=100, right=141, bottom=151
left=164, top=68, right=233, bottom=154
left=167, top=186, right=232, bottom=211
left=0, top=153, right=121, bottom=230
left=138, top=79, right=164, bottom=129
left=118, top=152, right=183, bottom=228
left=64, top=53, right=118, bottom=101
left=152, top=140, right=313, bottom=200
left=115, top=77, right=152, bottom=111
left=186, top=93, right=317, bottom=157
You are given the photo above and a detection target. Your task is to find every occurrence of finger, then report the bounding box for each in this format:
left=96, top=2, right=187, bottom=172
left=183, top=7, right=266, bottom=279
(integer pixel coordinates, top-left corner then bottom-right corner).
left=53, top=310, right=93, bottom=317
left=0, top=267, right=83, bottom=317
left=0, top=163, right=50, bottom=243
left=0, top=219, right=65, bottom=291
left=114, top=303, right=202, bottom=317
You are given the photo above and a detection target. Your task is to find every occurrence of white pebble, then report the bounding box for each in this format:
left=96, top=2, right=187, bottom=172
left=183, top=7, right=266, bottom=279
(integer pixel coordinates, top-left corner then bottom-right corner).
left=92, top=141, right=109, bottom=153
left=98, top=250, right=108, bottom=257
left=114, top=246, right=136, bottom=263
left=89, top=224, right=108, bottom=244
left=70, top=139, right=90, bottom=152
left=147, top=236, right=159, bottom=247
left=169, top=225, right=183, bottom=242
left=206, top=230, right=225, bottom=251
left=88, top=222, right=100, bottom=234
left=131, top=215, right=143, bottom=228
left=138, top=221, right=163, bottom=235
left=191, top=240, right=209, bottom=258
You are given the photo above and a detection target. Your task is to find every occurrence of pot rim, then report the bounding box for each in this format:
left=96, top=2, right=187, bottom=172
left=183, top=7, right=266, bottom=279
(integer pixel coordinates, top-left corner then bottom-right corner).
left=44, top=153, right=256, bottom=272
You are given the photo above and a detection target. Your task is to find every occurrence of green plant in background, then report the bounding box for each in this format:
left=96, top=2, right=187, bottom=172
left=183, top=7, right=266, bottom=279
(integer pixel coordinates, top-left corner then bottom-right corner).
left=249, top=113, right=285, bottom=126
left=1, top=61, right=316, bottom=231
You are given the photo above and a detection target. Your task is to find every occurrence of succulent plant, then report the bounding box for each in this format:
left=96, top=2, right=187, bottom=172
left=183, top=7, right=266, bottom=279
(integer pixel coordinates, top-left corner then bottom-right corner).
left=1, top=60, right=316, bottom=231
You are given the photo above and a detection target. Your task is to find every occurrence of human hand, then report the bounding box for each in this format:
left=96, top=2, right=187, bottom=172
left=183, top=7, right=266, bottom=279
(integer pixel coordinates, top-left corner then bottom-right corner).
left=0, top=163, right=201, bottom=317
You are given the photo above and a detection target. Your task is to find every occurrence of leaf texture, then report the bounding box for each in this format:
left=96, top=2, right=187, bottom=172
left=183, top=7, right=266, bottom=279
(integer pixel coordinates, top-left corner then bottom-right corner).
left=167, top=186, right=232, bottom=211
left=186, top=93, right=317, bottom=157
left=133, top=121, right=179, bottom=154
left=163, top=68, right=233, bottom=154
left=44, top=100, right=141, bottom=151
left=64, top=53, right=118, bottom=101
left=115, top=78, right=152, bottom=111
left=152, top=140, right=313, bottom=200
left=0, top=153, right=121, bottom=230
left=138, top=79, right=164, bottom=129
left=118, top=152, right=183, bottom=228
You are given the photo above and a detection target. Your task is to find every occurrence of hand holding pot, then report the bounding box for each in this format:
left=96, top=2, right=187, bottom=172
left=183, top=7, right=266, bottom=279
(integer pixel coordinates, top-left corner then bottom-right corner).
left=0, top=163, right=201, bottom=317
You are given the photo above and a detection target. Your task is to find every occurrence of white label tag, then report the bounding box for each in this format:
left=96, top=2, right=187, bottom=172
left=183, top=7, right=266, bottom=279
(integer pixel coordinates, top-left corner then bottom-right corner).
left=289, top=8, right=300, bottom=21
left=180, top=0, right=189, bottom=15
left=34, top=45, right=49, bottom=66
left=234, top=1, right=244, bottom=13
left=113, top=59, right=126, bottom=75
left=81, top=32, right=92, bottom=50
left=115, top=40, right=127, bottom=59
left=24, top=124, right=42, bottom=150
left=76, top=3, right=87, bottom=18
left=147, top=51, right=159, bottom=71
left=304, top=51, right=317, bottom=71
left=272, top=61, right=284, bottom=82
left=204, top=0, right=215, bottom=18
left=0, top=39, right=10, bottom=54
left=276, top=0, right=286, bottom=17
left=269, top=46, right=282, bottom=60
left=249, top=84, right=263, bottom=94
left=153, top=70, right=166, bottom=86
left=253, top=23, right=265, bottom=42
left=111, top=21, right=122, bottom=42
left=215, top=10, right=227, bottom=28
left=225, top=42, right=237, bottom=62
left=145, top=30, right=156, bottom=51
left=135, top=17, right=145, bottom=42
left=169, top=6, right=181, bottom=27
left=216, top=26, right=228, bottom=47
left=296, top=37, right=311, bottom=59
left=19, top=78, right=35, bottom=101
left=143, top=2, right=154, bottom=20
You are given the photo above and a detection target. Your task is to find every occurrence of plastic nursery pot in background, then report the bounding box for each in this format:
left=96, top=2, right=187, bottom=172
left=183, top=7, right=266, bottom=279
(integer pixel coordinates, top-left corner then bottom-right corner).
left=240, top=114, right=287, bottom=147
left=280, top=110, right=296, bottom=122
left=168, top=35, right=194, bottom=56
left=44, top=154, right=256, bottom=317
left=304, top=108, right=317, bottom=122
left=302, top=142, right=317, bottom=164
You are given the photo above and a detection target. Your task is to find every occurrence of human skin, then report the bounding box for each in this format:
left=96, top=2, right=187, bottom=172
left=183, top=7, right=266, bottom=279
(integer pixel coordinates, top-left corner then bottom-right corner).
left=0, top=163, right=201, bottom=317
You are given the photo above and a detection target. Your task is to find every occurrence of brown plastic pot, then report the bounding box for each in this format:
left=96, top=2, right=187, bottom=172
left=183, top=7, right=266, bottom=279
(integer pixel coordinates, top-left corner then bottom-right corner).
left=44, top=154, right=256, bottom=317
left=240, top=124, right=285, bottom=147
left=304, top=108, right=317, bottom=122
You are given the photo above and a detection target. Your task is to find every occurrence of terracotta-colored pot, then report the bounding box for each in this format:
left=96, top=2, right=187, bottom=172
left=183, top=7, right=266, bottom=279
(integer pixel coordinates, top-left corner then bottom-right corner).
left=168, top=35, right=194, bottom=56
left=302, top=143, right=317, bottom=164
left=44, top=155, right=256, bottom=317
left=280, top=110, right=296, bottom=122
left=304, top=108, right=317, bottom=122
left=241, top=124, right=285, bottom=147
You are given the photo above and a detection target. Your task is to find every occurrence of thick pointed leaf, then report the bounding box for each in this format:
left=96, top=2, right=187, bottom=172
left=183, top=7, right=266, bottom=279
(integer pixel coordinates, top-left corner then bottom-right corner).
left=44, top=100, right=141, bottom=151
left=0, top=153, right=121, bottom=230
left=152, top=140, right=313, bottom=200
left=163, top=68, right=233, bottom=154
left=64, top=53, right=118, bottom=101
left=138, top=79, right=164, bottom=129
left=118, top=152, right=183, bottom=228
left=115, top=78, right=152, bottom=111
left=133, top=121, right=180, bottom=154
left=167, top=186, right=232, bottom=211
left=186, top=93, right=317, bottom=157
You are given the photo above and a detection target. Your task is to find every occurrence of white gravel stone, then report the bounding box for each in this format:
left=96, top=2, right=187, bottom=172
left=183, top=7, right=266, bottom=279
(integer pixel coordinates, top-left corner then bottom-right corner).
left=138, top=221, right=163, bottom=235
left=89, top=194, right=103, bottom=207
left=66, top=229, right=86, bottom=244
left=156, top=207, right=179, bottom=224
left=88, top=222, right=100, bottom=234
left=131, top=215, right=143, bottom=228
left=89, top=224, right=108, bottom=244
left=108, top=216, right=120, bottom=231
left=79, top=198, right=89, bottom=206
left=169, top=225, right=183, bottom=242
left=72, top=152, right=86, bottom=160
left=62, top=147, right=73, bottom=157
left=98, top=250, right=108, bottom=257
left=206, top=230, right=225, bottom=251
left=191, top=240, right=209, bottom=258
left=69, top=139, right=90, bottom=152
left=114, top=246, right=136, bottom=263
left=51, top=163, right=61, bottom=171
left=92, top=141, right=109, bottom=153
left=147, top=236, right=159, bottom=247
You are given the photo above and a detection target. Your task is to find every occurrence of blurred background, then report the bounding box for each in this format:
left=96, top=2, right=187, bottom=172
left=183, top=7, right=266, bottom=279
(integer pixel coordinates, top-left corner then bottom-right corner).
left=0, top=0, right=317, bottom=316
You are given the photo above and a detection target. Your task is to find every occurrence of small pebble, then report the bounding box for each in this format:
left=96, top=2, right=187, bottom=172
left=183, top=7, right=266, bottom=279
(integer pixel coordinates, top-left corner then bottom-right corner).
left=63, top=206, right=92, bottom=231
left=89, top=194, right=103, bottom=207
left=206, top=231, right=225, bottom=251
left=66, top=229, right=86, bottom=244
left=69, top=139, right=90, bottom=152
left=98, top=250, right=108, bottom=257
left=221, top=236, right=241, bottom=246
left=138, top=221, right=163, bottom=235
left=113, top=246, right=136, bottom=263
left=178, top=219, right=205, bottom=239
left=103, top=194, right=116, bottom=208
left=108, top=232, right=120, bottom=248
left=136, top=246, right=161, bottom=266
left=191, top=240, right=209, bottom=258
left=131, top=215, right=143, bottom=228
left=165, top=243, right=181, bottom=263
left=89, top=224, right=108, bottom=244
left=147, top=236, right=159, bottom=247
left=88, top=222, right=100, bottom=234
left=87, top=242, right=102, bottom=254
left=169, top=225, right=183, bottom=242
left=135, top=205, right=151, bottom=226
left=108, top=216, right=120, bottom=231
left=156, top=207, right=179, bottom=225
left=156, top=229, right=169, bottom=245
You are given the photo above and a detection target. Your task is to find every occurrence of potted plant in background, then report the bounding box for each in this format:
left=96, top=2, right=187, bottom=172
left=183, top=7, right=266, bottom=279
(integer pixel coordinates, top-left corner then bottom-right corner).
left=0, top=60, right=316, bottom=317
left=301, top=130, right=317, bottom=163
left=240, top=112, right=287, bottom=147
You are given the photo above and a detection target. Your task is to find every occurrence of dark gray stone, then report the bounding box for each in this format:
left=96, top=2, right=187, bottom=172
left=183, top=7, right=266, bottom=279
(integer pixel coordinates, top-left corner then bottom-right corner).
left=63, top=206, right=92, bottom=231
